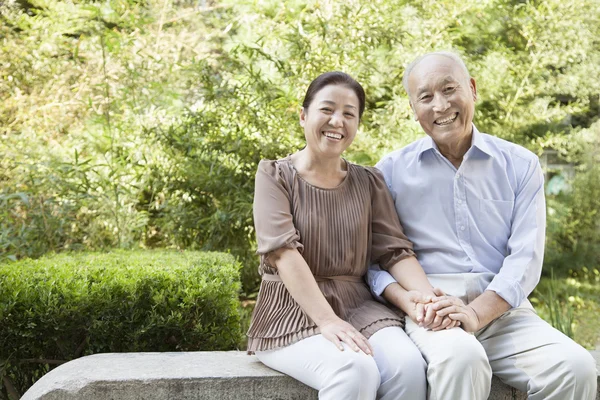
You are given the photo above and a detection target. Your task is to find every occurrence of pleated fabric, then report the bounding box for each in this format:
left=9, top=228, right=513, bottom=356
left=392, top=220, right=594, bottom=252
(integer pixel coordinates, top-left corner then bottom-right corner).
left=247, top=156, right=416, bottom=353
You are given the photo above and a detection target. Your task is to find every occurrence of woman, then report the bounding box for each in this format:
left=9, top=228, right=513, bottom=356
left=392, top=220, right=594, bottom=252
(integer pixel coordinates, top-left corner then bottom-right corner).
left=247, top=72, right=455, bottom=399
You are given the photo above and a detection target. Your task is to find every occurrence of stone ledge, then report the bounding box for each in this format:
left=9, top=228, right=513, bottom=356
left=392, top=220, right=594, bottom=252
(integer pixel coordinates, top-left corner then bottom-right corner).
left=22, top=351, right=599, bottom=400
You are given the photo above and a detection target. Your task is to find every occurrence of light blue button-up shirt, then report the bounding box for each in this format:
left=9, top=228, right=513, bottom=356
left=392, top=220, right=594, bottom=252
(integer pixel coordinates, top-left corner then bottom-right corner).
left=368, top=125, right=546, bottom=308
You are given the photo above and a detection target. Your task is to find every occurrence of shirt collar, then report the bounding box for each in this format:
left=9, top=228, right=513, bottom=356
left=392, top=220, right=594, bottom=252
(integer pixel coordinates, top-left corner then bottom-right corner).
left=417, top=124, right=494, bottom=161
left=470, top=125, right=494, bottom=158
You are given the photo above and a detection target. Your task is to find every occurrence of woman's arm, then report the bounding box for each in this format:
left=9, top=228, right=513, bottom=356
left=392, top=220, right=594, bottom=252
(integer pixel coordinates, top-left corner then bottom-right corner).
left=270, top=247, right=374, bottom=355
left=387, top=257, right=459, bottom=330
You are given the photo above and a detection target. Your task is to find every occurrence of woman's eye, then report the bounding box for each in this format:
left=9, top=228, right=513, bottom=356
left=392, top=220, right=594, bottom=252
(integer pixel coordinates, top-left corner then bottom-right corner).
left=419, top=95, right=431, bottom=101
left=321, top=108, right=333, bottom=113
left=344, top=112, right=355, bottom=118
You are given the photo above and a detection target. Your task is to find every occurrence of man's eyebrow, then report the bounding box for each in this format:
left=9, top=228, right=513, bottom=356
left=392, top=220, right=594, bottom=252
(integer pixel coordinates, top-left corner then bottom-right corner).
left=415, top=86, right=429, bottom=96
left=415, top=77, right=459, bottom=96
left=319, top=100, right=357, bottom=109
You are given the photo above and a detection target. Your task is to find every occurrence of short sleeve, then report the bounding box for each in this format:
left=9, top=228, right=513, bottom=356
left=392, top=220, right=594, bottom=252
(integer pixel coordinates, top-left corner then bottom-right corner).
left=366, top=167, right=415, bottom=269
left=253, top=160, right=303, bottom=261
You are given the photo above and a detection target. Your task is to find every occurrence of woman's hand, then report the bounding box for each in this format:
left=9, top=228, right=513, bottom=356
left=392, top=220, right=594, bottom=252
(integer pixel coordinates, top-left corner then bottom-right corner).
left=319, top=317, right=374, bottom=355
left=404, top=290, right=431, bottom=325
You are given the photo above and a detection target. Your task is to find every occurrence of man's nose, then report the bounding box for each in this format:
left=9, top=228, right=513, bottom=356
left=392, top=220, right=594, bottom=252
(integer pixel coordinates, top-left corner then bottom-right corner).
left=432, top=93, right=450, bottom=113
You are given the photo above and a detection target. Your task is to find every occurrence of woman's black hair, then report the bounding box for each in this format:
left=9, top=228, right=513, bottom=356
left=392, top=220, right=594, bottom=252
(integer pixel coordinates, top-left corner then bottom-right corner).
left=302, top=72, right=366, bottom=119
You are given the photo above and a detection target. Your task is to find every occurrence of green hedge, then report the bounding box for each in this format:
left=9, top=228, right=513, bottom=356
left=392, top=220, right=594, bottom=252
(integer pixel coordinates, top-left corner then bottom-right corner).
left=0, top=250, right=242, bottom=398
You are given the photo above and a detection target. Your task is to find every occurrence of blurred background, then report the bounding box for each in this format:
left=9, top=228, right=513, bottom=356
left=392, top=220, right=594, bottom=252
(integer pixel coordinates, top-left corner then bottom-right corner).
left=1, top=0, right=599, bottom=349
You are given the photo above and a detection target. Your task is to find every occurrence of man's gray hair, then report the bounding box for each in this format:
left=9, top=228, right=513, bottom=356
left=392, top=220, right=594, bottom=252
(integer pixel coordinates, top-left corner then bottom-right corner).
left=402, top=51, right=471, bottom=96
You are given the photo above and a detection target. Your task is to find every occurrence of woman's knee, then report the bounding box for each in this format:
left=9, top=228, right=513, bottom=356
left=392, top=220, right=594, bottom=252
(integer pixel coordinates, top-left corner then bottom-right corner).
left=369, top=327, right=427, bottom=399
left=321, top=350, right=381, bottom=399
left=380, top=341, right=427, bottom=383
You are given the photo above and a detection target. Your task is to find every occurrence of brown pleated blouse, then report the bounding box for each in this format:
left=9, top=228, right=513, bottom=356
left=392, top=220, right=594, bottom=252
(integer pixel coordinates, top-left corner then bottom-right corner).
left=247, top=156, right=416, bottom=353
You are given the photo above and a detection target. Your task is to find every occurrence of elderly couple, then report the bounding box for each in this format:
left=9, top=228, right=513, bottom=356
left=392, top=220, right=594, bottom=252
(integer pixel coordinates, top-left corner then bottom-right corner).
left=246, top=52, right=597, bottom=400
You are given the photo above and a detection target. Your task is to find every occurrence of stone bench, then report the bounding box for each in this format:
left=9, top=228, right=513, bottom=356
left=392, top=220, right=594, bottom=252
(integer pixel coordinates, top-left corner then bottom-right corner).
left=22, top=350, right=600, bottom=400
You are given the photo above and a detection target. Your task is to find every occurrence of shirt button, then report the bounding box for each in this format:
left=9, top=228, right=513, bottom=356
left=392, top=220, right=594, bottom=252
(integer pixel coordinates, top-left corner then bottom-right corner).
left=460, top=226, right=466, bottom=231
left=457, top=199, right=463, bottom=205
left=455, top=173, right=461, bottom=179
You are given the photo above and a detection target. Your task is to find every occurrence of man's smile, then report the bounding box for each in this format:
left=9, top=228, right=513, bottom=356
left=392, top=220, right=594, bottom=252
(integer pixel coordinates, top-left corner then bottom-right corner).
left=434, top=113, right=458, bottom=126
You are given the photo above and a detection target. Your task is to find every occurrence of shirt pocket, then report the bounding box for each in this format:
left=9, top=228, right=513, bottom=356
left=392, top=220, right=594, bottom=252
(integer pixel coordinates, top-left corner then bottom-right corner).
left=477, top=197, right=514, bottom=237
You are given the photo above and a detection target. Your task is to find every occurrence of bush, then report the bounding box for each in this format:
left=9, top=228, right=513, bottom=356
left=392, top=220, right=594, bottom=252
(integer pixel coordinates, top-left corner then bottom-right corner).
left=0, top=250, right=242, bottom=399
left=544, top=126, right=600, bottom=276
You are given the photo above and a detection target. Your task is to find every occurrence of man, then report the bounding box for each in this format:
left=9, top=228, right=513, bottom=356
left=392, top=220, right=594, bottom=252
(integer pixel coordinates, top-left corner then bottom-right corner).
left=369, top=51, right=597, bottom=400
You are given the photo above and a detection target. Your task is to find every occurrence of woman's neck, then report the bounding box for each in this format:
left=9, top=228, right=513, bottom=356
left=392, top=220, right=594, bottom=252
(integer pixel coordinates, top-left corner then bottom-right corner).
left=291, top=149, right=347, bottom=188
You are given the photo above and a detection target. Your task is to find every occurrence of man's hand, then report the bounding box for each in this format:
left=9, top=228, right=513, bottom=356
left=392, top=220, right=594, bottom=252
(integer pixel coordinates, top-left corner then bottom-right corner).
left=430, top=288, right=480, bottom=332
left=406, top=290, right=460, bottom=331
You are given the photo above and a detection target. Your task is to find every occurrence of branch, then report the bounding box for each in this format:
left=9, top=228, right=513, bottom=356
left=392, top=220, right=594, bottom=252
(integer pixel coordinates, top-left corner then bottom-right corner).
left=74, top=336, right=88, bottom=358
left=2, top=375, right=21, bottom=400
left=19, top=359, right=67, bottom=365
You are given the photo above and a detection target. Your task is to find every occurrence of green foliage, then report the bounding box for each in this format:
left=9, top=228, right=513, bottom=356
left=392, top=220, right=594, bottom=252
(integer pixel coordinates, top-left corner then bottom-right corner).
left=544, top=123, right=600, bottom=276
left=1, top=0, right=599, bottom=294
left=0, top=250, right=242, bottom=398
left=531, top=268, right=600, bottom=349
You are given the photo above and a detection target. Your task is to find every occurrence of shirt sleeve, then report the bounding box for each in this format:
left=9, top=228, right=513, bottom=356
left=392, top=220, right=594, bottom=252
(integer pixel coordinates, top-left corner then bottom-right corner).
left=486, top=158, right=546, bottom=308
left=253, top=160, right=303, bottom=263
left=367, top=166, right=415, bottom=266
left=365, top=160, right=406, bottom=299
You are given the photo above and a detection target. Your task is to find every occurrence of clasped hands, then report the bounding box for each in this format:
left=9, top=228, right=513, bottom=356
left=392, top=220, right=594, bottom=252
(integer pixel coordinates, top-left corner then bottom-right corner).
left=317, top=288, right=482, bottom=355
left=407, top=288, right=480, bottom=332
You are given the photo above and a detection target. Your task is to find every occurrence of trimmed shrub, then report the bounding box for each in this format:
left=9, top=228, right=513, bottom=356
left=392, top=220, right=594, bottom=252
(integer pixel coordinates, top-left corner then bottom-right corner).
left=0, top=250, right=242, bottom=398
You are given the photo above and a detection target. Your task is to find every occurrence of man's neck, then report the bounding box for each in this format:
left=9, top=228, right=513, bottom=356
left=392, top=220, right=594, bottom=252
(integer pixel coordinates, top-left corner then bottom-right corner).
left=436, top=131, right=473, bottom=169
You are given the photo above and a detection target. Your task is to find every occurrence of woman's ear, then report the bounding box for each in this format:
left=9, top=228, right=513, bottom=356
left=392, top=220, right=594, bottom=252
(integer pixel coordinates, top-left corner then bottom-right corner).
left=299, top=107, right=306, bottom=127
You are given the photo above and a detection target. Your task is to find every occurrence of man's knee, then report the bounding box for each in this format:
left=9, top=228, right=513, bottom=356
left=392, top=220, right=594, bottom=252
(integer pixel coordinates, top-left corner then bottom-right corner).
left=429, top=331, right=490, bottom=372
left=424, top=331, right=492, bottom=399
left=554, top=345, right=597, bottom=396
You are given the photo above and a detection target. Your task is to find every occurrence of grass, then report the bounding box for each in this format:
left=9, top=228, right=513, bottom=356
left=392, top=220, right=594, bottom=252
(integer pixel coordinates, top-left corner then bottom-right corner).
left=531, top=268, right=600, bottom=349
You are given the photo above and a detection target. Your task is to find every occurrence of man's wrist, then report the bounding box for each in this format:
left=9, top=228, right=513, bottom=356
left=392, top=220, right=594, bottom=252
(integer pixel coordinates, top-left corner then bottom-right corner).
left=468, top=305, right=482, bottom=330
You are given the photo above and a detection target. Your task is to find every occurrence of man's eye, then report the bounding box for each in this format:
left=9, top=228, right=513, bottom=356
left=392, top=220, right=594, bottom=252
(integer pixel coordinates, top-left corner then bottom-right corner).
left=344, top=112, right=355, bottom=118
left=321, top=108, right=333, bottom=113
left=444, top=86, right=456, bottom=93
left=419, top=95, right=432, bottom=101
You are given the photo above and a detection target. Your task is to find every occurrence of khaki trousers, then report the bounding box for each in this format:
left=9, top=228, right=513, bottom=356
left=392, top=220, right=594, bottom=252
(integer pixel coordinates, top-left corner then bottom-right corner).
left=405, top=273, right=598, bottom=400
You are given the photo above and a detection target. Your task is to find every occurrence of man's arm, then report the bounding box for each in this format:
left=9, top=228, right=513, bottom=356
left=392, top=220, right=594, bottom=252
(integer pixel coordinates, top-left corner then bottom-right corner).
left=433, top=157, right=546, bottom=331
left=432, top=289, right=510, bottom=332
left=485, top=157, right=546, bottom=308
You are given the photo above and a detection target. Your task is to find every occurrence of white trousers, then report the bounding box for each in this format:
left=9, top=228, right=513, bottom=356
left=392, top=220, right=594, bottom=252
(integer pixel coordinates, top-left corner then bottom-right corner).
left=256, top=326, right=427, bottom=400
left=405, top=273, right=598, bottom=400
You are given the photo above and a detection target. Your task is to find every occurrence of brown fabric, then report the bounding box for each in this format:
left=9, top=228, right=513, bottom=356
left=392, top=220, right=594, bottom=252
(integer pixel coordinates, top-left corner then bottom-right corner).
left=247, top=156, right=416, bottom=353
left=262, top=273, right=364, bottom=283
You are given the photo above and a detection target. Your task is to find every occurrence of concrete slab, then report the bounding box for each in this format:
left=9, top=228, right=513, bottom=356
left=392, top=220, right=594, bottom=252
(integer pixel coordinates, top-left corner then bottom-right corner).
left=22, top=350, right=599, bottom=400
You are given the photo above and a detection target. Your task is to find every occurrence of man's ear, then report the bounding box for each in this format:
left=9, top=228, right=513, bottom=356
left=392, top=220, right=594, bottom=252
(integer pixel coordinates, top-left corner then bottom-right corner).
left=299, top=107, right=306, bottom=127
left=470, top=77, right=477, bottom=101
left=409, top=102, right=419, bottom=121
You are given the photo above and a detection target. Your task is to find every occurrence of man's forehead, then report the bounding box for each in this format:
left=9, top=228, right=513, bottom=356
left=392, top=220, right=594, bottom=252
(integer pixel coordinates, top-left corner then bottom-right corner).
left=409, top=56, right=468, bottom=91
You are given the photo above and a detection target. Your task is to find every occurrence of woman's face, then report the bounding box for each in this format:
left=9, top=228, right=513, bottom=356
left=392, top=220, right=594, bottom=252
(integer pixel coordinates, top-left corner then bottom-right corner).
left=300, top=84, right=360, bottom=159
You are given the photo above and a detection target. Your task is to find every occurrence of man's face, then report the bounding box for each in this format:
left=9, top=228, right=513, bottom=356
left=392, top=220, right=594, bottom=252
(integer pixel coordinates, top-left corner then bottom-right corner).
left=407, top=55, right=477, bottom=148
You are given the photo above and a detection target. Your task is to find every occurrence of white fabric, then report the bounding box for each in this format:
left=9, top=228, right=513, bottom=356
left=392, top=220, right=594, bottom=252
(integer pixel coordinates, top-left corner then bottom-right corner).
left=405, top=273, right=597, bottom=400
left=256, top=327, right=427, bottom=400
